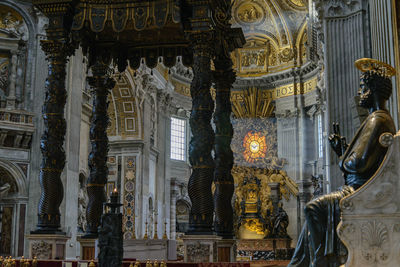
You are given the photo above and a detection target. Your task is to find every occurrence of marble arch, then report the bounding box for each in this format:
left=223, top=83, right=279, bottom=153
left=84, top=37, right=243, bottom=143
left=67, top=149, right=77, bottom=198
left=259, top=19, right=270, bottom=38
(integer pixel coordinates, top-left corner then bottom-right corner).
left=108, top=71, right=141, bottom=140
left=0, top=159, right=27, bottom=199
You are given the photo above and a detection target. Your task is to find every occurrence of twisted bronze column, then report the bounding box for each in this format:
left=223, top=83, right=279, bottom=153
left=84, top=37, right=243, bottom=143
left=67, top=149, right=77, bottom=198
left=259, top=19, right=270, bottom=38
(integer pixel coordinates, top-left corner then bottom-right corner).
left=187, top=32, right=215, bottom=234
left=84, top=62, right=115, bottom=237
left=35, top=40, right=71, bottom=233
left=213, top=54, right=236, bottom=238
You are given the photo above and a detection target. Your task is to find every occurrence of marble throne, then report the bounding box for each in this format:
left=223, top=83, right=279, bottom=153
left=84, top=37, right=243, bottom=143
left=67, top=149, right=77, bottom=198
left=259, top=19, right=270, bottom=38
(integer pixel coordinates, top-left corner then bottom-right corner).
left=338, top=132, right=400, bottom=267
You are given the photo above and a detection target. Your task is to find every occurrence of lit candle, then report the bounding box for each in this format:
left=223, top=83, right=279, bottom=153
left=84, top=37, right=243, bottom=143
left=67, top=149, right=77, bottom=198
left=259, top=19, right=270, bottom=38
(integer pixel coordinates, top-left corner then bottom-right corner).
left=111, top=187, right=119, bottom=203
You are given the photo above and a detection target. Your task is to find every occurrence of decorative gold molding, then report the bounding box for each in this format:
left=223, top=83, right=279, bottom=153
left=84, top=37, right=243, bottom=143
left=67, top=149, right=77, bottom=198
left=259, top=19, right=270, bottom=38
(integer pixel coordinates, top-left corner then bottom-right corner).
left=171, top=78, right=191, bottom=97
left=231, top=77, right=318, bottom=104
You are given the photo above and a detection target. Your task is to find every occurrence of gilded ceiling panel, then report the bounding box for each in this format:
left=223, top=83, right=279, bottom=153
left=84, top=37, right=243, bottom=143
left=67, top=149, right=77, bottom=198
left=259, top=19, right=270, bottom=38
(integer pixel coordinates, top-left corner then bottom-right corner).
left=231, top=0, right=308, bottom=78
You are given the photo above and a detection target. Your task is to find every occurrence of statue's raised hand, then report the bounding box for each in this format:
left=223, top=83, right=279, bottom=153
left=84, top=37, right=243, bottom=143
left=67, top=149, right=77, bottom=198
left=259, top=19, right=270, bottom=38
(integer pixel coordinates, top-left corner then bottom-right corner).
left=329, top=123, right=348, bottom=157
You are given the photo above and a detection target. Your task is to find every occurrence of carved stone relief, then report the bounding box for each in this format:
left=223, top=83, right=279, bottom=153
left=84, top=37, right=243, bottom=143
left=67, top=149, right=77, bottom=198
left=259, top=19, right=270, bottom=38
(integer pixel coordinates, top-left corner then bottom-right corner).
left=186, top=242, right=210, bottom=262
left=0, top=5, right=28, bottom=40
left=315, top=0, right=363, bottom=18
left=31, top=240, right=52, bottom=259
left=234, top=1, right=266, bottom=26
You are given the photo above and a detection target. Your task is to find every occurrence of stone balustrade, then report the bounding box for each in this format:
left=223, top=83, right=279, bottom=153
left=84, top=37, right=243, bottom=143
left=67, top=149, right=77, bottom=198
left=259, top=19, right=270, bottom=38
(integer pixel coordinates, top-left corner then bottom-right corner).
left=0, top=108, right=34, bottom=148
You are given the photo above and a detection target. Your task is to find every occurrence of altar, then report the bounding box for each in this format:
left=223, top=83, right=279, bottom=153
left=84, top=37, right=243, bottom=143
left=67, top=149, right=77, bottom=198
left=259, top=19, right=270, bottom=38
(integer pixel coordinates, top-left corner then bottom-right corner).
left=123, top=239, right=177, bottom=261
left=236, top=239, right=293, bottom=261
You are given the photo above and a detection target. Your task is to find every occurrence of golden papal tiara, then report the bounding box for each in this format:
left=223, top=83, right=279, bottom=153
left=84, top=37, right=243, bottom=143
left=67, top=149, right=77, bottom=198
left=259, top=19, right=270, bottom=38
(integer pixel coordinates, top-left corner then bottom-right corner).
left=355, top=58, right=396, bottom=78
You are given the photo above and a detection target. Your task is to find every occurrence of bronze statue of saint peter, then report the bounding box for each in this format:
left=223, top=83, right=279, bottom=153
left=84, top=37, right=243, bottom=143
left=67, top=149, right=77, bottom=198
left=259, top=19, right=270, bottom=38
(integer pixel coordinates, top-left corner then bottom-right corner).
left=288, top=58, right=396, bottom=267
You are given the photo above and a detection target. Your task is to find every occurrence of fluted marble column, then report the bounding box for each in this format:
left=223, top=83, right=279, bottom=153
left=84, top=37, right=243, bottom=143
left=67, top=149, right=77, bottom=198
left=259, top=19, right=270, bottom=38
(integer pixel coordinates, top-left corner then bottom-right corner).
left=84, top=62, right=115, bottom=237
left=213, top=54, right=235, bottom=239
left=315, top=0, right=370, bottom=190
left=187, top=32, right=215, bottom=234
left=35, top=39, right=71, bottom=233
left=369, top=0, right=398, bottom=126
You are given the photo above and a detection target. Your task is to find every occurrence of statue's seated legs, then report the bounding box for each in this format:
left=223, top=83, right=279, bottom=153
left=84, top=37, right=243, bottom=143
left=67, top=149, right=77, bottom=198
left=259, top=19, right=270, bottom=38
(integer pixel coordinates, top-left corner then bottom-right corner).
left=304, top=200, right=328, bottom=267
left=289, top=187, right=354, bottom=267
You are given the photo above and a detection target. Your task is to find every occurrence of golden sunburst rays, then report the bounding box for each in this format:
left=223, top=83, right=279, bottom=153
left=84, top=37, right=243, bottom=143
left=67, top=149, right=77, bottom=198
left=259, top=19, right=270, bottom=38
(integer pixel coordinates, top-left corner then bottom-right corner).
left=232, top=87, right=275, bottom=118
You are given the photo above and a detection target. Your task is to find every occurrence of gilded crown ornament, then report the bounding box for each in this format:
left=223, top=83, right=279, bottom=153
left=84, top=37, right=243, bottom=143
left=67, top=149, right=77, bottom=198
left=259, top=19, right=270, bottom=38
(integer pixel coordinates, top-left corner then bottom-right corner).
left=355, top=58, right=396, bottom=77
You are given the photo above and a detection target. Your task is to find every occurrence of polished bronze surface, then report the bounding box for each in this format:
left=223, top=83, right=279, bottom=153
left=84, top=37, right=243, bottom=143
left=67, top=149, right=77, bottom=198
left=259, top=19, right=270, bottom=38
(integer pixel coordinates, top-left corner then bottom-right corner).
left=288, top=60, right=397, bottom=267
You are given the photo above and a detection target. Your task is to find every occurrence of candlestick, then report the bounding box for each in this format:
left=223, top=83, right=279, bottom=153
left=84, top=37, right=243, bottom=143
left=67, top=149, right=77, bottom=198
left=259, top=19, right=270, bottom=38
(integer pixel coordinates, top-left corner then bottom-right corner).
left=144, top=220, right=148, bottom=239
left=162, top=220, right=168, bottom=240
left=153, top=220, right=158, bottom=239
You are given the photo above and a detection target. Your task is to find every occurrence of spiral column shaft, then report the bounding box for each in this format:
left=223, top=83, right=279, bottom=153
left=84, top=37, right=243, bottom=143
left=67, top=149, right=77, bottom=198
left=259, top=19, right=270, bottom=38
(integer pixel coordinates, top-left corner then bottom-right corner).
left=35, top=40, right=70, bottom=232
left=84, top=63, right=115, bottom=237
left=187, top=33, right=215, bottom=234
left=213, top=54, right=236, bottom=238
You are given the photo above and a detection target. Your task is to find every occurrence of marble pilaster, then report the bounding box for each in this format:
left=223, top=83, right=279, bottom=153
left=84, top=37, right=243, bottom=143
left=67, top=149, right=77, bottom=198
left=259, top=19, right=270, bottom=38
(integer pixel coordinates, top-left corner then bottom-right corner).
left=170, top=178, right=179, bottom=240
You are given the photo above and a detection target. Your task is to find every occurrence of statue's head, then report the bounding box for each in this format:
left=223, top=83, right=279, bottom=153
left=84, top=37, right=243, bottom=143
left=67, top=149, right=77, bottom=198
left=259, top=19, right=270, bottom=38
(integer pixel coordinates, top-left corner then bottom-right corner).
left=358, top=71, right=392, bottom=108
left=355, top=58, right=396, bottom=109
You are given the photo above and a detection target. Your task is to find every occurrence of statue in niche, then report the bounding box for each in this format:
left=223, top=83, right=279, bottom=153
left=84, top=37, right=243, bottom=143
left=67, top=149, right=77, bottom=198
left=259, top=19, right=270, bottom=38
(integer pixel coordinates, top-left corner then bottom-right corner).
left=271, top=203, right=289, bottom=238
left=238, top=5, right=261, bottom=23
left=288, top=59, right=396, bottom=267
left=311, top=175, right=324, bottom=198
left=0, top=183, right=10, bottom=200
left=0, top=57, right=9, bottom=98
left=78, top=174, right=88, bottom=232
